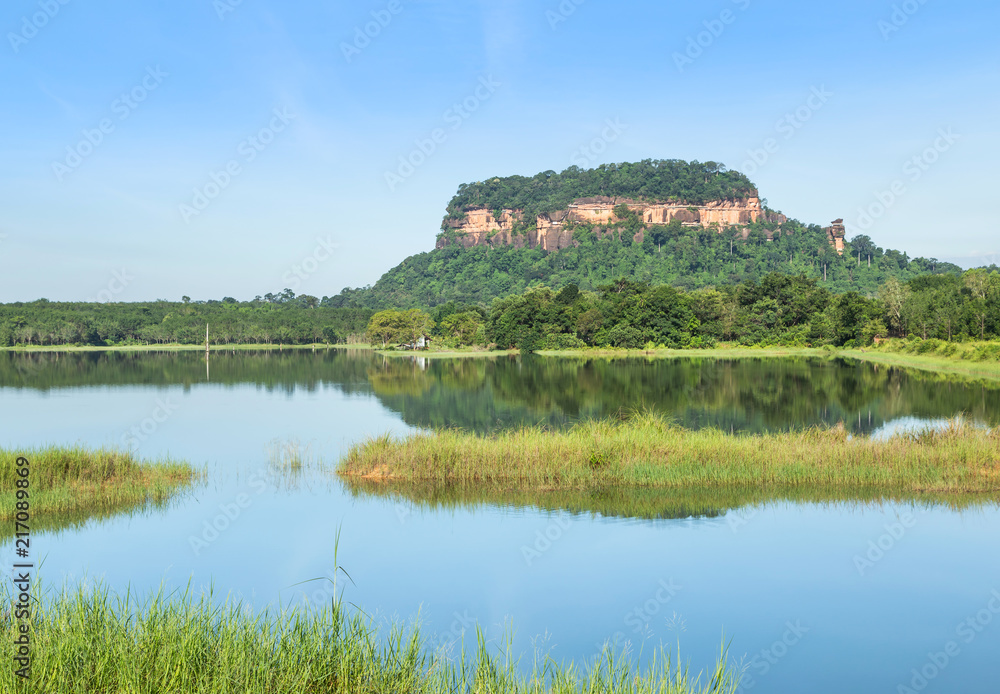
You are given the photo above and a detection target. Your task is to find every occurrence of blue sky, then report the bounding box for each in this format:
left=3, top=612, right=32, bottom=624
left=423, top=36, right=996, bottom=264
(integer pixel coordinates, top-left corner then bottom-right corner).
left=2, top=0, right=997, bottom=301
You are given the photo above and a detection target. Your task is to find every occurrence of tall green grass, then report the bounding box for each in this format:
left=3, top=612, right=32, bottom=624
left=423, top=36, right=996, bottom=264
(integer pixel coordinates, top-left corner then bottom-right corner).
left=0, top=446, right=199, bottom=525
left=339, top=413, right=1000, bottom=496
left=0, top=581, right=739, bottom=694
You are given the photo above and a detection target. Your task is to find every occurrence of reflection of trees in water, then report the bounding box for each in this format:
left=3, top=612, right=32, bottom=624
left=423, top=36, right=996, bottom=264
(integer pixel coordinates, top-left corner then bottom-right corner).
left=4, top=350, right=999, bottom=435
left=384, top=356, right=1000, bottom=435
left=0, top=349, right=376, bottom=395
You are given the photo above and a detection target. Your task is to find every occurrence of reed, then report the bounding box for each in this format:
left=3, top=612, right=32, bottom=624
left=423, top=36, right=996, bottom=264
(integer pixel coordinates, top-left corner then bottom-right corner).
left=339, top=413, right=1000, bottom=497
left=0, top=581, right=739, bottom=694
left=0, top=446, right=199, bottom=523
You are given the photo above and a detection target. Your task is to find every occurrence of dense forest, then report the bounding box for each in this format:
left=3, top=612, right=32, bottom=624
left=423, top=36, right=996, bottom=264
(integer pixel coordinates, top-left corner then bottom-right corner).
left=328, top=219, right=968, bottom=309
left=5, top=269, right=998, bottom=352
left=443, top=160, right=759, bottom=223
left=365, top=269, right=1000, bottom=352
left=0, top=291, right=372, bottom=347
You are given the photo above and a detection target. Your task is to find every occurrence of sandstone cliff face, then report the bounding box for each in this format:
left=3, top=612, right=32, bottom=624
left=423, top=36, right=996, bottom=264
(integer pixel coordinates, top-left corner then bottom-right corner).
left=825, top=219, right=846, bottom=256
left=438, top=196, right=789, bottom=251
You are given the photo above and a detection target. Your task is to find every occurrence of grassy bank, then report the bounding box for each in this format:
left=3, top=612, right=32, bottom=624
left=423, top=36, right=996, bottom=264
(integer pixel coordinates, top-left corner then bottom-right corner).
left=339, top=413, right=1000, bottom=497
left=0, top=583, right=738, bottom=694
left=0, top=446, right=199, bottom=525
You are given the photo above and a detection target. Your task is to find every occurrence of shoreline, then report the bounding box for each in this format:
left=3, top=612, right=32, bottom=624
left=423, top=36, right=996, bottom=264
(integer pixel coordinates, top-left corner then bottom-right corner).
left=6, top=342, right=1000, bottom=382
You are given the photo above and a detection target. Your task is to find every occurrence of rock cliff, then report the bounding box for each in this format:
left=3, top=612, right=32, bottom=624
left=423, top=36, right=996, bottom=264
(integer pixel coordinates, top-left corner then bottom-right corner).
left=825, top=219, right=846, bottom=256
left=438, top=196, right=791, bottom=252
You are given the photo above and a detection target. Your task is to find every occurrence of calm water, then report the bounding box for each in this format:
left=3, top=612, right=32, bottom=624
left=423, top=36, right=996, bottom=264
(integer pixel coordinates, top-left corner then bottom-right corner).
left=2, top=349, right=1000, bottom=693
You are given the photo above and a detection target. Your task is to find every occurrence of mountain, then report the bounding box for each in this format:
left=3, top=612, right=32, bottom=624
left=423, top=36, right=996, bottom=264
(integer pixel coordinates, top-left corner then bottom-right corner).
left=325, top=160, right=962, bottom=309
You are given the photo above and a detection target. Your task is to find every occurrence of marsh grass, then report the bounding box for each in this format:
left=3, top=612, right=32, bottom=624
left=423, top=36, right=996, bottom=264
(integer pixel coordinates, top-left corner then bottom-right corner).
left=0, top=581, right=739, bottom=694
left=339, top=413, right=1000, bottom=497
left=0, top=446, right=199, bottom=523
left=267, top=439, right=315, bottom=472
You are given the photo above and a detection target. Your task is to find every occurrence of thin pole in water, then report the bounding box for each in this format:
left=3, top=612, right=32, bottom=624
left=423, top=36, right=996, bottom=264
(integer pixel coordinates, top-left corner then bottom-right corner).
left=205, top=324, right=210, bottom=381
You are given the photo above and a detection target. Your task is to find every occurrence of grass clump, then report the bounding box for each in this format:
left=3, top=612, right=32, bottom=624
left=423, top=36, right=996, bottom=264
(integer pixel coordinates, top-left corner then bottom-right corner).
left=0, top=582, right=739, bottom=694
left=338, top=413, right=1000, bottom=497
left=0, top=446, right=199, bottom=525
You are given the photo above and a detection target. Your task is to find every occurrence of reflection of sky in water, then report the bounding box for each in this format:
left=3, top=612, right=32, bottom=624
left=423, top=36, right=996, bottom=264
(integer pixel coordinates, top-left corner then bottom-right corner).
left=869, top=415, right=991, bottom=441
left=1, top=355, right=999, bottom=693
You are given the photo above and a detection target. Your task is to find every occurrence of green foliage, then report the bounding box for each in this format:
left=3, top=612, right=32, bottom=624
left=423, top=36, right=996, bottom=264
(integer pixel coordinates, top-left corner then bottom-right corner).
left=0, top=294, right=373, bottom=348
left=1, top=580, right=740, bottom=694
left=328, top=218, right=970, bottom=310
left=443, top=160, right=758, bottom=225
left=474, top=269, right=1000, bottom=351
left=365, top=309, right=433, bottom=348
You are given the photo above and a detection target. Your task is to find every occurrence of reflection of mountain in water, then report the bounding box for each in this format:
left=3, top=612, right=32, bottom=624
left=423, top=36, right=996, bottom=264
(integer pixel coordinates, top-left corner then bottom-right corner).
left=4, top=349, right=999, bottom=435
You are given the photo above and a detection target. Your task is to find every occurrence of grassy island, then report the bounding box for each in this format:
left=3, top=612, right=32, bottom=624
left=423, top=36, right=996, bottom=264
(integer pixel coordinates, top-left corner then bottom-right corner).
left=339, top=414, right=1000, bottom=498
left=0, top=446, right=199, bottom=534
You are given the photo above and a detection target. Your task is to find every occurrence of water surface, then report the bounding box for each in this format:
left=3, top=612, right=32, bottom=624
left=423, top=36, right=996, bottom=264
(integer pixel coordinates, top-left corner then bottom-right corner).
left=2, top=349, right=999, bottom=693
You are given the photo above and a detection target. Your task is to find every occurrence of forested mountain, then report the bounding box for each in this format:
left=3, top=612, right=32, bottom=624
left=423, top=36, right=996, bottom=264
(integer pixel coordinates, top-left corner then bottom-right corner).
left=327, top=161, right=970, bottom=309
left=329, top=219, right=966, bottom=309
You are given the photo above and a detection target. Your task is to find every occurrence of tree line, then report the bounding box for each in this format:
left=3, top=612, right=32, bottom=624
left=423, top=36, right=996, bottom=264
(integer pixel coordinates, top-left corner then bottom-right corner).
left=0, top=294, right=373, bottom=347
left=368, top=270, right=1000, bottom=352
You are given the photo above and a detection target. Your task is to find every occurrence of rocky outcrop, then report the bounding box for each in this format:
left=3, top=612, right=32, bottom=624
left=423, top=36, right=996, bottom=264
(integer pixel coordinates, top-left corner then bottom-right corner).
left=825, top=219, right=846, bottom=255
left=439, top=196, right=789, bottom=251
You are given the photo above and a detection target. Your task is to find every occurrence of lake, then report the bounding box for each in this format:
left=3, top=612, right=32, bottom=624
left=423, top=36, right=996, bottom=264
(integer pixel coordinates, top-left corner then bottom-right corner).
left=2, top=349, right=999, bottom=693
